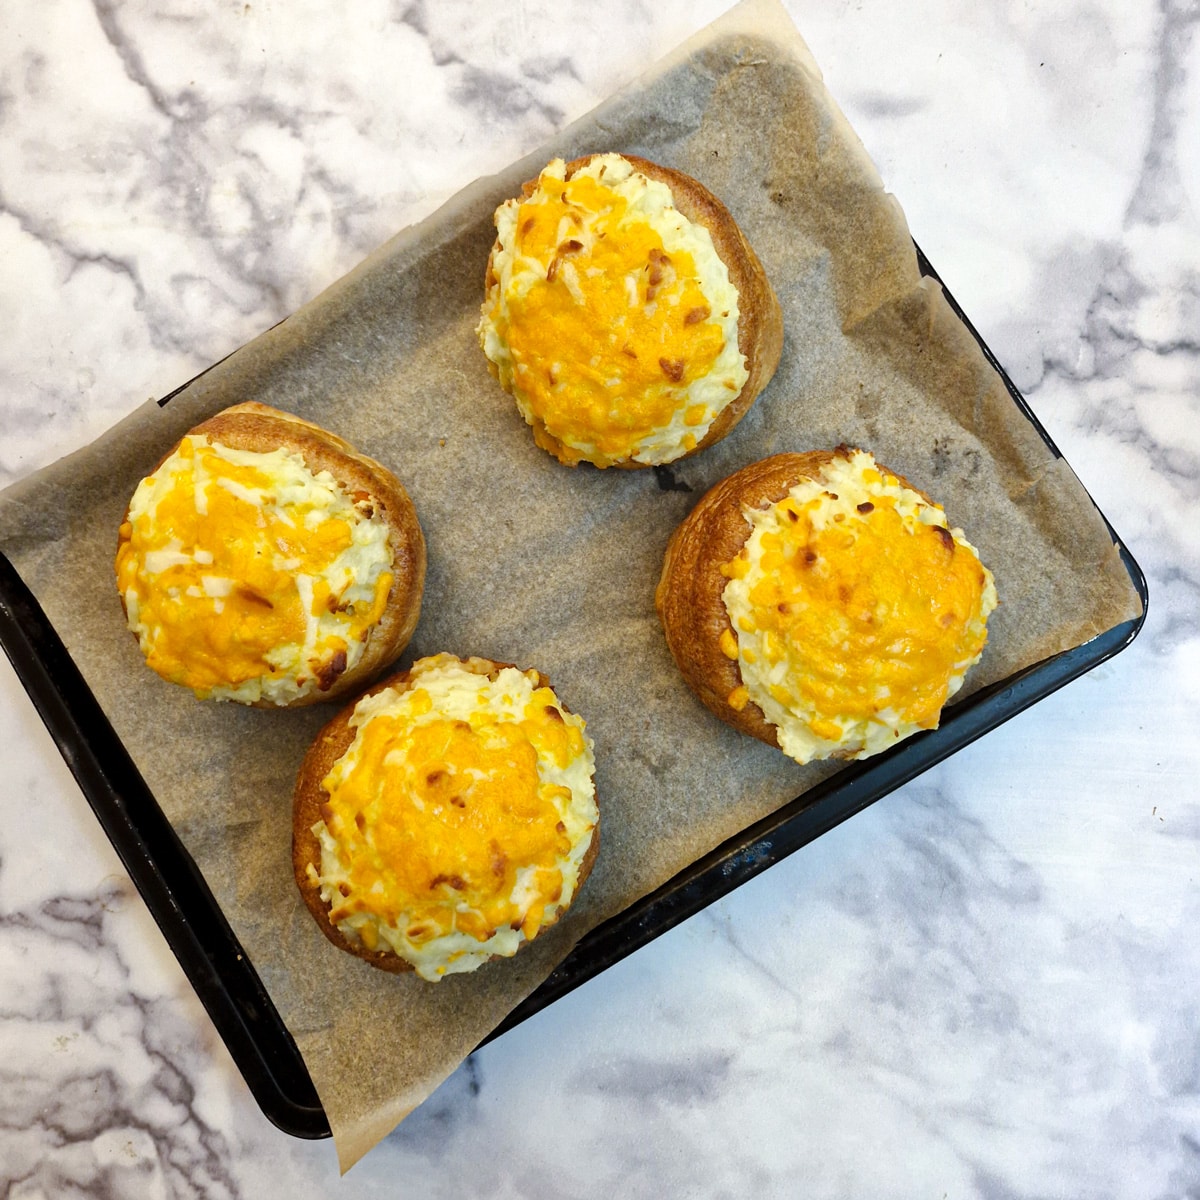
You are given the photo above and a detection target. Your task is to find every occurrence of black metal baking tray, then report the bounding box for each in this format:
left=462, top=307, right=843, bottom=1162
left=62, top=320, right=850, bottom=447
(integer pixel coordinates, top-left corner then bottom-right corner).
left=0, top=246, right=1148, bottom=1140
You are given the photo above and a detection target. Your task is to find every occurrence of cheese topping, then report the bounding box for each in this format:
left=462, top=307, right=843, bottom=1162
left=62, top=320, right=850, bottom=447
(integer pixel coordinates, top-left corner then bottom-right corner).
left=310, top=654, right=598, bottom=981
left=116, top=435, right=394, bottom=705
left=479, top=154, right=748, bottom=466
left=721, top=450, right=998, bottom=764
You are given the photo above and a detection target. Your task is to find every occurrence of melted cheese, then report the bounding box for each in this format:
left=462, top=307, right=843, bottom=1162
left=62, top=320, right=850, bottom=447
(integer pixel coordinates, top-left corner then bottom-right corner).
left=721, top=450, right=998, bottom=763
left=310, top=654, right=598, bottom=981
left=116, top=435, right=394, bottom=704
left=479, top=154, right=748, bottom=466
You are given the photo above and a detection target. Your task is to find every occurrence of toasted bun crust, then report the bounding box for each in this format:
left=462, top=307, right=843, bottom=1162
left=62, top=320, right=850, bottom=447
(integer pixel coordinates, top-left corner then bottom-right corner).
left=292, top=655, right=601, bottom=975
left=656, top=452, right=841, bottom=746
left=119, top=401, right=426, bottom=707
left=483, top=153, right=784, bottom=468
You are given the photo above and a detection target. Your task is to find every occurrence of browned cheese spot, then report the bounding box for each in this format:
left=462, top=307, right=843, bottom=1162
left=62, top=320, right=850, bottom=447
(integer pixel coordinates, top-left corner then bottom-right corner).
left=490, top=842, right=507, bottom=879
left=236, top=585, right=274, bottom=610
left=857, top=501, right=875, bottom=514
left=315, top=649, right=348, bottom=691
left=659, top=357, right=686, bottom=383
left=547, top=238, right=583, bottom=284
left=684, top=305, right=711, bottom=326
left=645, top=247, right=673, bottom=302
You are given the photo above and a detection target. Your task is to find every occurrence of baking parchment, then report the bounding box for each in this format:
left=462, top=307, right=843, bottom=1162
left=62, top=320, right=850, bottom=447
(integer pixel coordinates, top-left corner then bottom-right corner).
left=0, top=0, right=1144, bottom=1171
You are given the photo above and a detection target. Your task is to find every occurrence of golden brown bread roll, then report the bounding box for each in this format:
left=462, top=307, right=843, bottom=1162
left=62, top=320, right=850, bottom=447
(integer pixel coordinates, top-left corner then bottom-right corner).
left=656, top=447, right=998, bottom=763
left=115, top=401, right=425, bottom=707
left=478, top=152, right=783, bottom=468
left=293, top=653, right=599, bottom=979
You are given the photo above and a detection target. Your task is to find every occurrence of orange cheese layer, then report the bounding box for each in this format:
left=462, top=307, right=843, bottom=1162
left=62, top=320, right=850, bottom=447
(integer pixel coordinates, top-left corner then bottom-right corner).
left=504, top=173, right=723, bottom=459
left=721, top=451, right=997, bottom=763
left=745, top=501, right=986, bottom=725
left=323, top=710, right=576, bottom=940
left=116, top=436, right=393, bottom=702
left=313, top=655, right=598, bottom=979
left=480, top=155, right=747, bottom=466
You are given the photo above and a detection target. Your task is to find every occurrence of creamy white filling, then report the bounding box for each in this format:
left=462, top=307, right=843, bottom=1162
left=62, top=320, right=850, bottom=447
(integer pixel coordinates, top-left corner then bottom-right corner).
left=312, top=656, right=598, bottom=981
left=479, top=154, right=748, bottom=464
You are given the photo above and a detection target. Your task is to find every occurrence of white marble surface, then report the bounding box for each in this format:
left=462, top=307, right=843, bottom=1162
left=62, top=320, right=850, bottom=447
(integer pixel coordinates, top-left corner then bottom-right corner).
left=1, top=0, right=1197, bottom=1192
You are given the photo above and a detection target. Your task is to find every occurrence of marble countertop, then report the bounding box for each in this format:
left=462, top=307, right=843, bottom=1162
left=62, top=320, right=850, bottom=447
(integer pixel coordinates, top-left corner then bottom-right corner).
left=2, top=0, right=1197, bottom=1193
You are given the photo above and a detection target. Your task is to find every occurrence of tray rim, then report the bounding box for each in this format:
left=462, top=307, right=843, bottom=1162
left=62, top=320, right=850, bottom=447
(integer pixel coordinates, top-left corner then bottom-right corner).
left=0, top=245, right=1149, bottom=1140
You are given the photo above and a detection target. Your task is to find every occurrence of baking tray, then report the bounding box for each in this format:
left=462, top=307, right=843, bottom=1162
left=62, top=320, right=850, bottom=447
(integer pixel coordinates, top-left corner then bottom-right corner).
left=0, top=245, right=1148, bottom=1140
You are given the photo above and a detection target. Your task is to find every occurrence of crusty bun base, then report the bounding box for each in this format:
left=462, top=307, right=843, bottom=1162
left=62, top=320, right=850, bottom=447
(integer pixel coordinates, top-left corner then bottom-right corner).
left=480, top=153, right=783, bottom=468
left=657, top=452, right=837, bottom=747
left=291, top=652, right=600, bottom=979
left=116, top=401, right=425, bottom=707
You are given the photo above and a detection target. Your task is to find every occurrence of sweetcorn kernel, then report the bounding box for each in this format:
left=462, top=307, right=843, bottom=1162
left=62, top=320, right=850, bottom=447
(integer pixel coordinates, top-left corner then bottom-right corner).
left=718, top=628, right=740, bottom=660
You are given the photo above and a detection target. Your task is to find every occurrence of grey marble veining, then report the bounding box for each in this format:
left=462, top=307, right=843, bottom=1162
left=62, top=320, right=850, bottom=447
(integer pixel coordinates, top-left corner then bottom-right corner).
left=0, top=881, right=236, bottom=1196
left=2, top=0, right=1198, bottom=1193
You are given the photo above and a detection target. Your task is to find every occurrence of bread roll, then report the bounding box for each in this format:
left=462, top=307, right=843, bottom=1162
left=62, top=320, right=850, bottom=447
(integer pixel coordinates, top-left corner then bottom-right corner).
left=656, top=447, right=997, bottom=763
left=479, top=152, right=783, bottom=468
left=115, top=402, right=425, bottom=707
left=293, top=653, right=599, bottom=980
